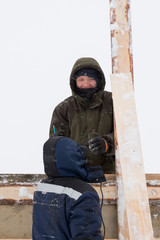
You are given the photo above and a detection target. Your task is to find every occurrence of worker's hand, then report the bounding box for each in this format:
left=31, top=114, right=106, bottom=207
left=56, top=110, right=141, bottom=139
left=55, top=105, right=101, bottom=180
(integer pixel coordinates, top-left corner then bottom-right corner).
left=79, top=145, right=88, bottom=159
left=88, top=136, right=108, bottom=155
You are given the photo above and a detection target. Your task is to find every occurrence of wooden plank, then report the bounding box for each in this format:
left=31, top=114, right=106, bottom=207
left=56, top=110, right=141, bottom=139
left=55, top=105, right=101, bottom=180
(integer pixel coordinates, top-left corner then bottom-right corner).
left=109, top=0, right=134, bottom=238
left=1, top=180, right=160, bottom=202
left=111, top=73, right=154, bottom=240
left=115, top=160, right=130, bottom=239
left=0, top=186, right=34, bottom=200
left=109, top=0, right=133, bottom=78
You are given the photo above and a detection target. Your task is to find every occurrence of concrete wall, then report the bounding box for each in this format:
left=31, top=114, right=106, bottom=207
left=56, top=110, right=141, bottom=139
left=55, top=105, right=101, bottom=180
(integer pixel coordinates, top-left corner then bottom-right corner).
left=0, top=174, right=160, bottom=239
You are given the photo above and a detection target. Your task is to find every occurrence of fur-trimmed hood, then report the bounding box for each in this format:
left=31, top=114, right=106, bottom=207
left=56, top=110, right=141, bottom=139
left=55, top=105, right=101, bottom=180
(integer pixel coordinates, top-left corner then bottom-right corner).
left=70, top=57, right=106, bottom=95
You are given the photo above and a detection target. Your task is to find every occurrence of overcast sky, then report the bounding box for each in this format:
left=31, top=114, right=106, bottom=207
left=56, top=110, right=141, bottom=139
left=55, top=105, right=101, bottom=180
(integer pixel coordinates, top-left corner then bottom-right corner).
left=0, top=0, right=160, bottom=174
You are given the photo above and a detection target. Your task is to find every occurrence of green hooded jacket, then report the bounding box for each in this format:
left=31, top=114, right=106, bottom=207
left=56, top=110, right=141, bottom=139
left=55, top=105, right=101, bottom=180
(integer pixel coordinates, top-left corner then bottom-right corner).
left=49, top=57, right=115, bottom=173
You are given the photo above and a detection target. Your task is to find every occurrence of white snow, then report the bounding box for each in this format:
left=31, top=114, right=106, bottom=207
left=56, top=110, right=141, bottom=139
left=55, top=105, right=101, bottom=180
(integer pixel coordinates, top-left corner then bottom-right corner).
left=0, top=178, right=8, bottom=184
left=109, top=0, right=118, bottom=9
left=19, top=187, right=33, bottom=199
left=147, top=180, right=160, bottom=186
left=111, top=37, right=119, bottom=58
left=0, top=195, right=4, bottom=200
left=115, top=149, right=126, bottom=232
left=151, top=189, right=157, bottom=197
left=153, top=213, right=158, bottom=219
left=110, top=22, right=119, bottom=31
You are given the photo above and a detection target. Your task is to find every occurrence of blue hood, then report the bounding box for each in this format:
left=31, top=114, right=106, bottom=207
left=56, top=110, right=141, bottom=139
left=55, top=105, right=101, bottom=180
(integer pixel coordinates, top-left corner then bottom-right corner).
left=43, top=137, right=106, bottom=183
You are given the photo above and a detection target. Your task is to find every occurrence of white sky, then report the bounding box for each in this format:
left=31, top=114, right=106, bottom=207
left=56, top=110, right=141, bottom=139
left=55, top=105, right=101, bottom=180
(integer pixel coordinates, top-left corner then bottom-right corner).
left=0, top=0, right=160, bottom=174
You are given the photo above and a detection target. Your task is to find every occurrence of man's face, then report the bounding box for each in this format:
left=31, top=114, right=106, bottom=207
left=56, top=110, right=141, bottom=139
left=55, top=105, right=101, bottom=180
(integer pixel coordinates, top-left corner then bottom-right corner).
left=76, top=76, right=97, bottom=89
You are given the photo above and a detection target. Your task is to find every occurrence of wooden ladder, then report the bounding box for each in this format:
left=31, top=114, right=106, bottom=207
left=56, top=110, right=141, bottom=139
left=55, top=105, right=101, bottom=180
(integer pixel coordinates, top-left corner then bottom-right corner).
left=107, top=0, right=157, bottom=239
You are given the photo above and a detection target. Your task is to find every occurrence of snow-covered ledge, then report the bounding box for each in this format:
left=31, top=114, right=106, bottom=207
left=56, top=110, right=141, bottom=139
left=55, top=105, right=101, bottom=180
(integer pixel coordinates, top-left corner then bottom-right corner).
left=0, top=174, right=160, bottom=239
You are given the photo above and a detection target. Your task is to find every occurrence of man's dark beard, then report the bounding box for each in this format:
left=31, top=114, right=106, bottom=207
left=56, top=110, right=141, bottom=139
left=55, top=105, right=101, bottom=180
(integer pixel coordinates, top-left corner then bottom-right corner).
left=75, top=87, right=99, bottom=99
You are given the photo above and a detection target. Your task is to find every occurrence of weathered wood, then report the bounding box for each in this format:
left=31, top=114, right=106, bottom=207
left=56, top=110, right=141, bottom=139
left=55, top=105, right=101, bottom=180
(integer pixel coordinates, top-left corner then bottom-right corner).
left=0, top=174, right=160, bottom=238
left=1, top=175, right=160, bottom=203
left=109, top=0, right=133, bottom=78
left=111, top=73, right=154, bottom=240
left=109, top=0, right=137, bottom=239
left=1, top=183, right=160, bottom=206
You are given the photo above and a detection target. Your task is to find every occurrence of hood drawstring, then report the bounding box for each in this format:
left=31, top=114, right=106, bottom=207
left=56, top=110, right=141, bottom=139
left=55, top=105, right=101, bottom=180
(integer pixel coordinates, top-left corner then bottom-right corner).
left=100, top=182, right=106, bottom=240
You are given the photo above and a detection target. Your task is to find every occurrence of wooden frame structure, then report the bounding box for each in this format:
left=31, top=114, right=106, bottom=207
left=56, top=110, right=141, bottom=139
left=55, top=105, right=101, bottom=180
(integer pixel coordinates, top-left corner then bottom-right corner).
left=109, top=0, right=155, bottom=239
left=0, top=1, right=158, bottom=240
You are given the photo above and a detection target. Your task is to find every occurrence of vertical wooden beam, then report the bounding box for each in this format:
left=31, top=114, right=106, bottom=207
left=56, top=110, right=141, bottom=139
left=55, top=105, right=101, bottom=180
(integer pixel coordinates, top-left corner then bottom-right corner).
left=109, top=0, right=133, bottom=79
left=109, top=0, right=154, bottom=239
left=109, top=0, right=133, bottom=238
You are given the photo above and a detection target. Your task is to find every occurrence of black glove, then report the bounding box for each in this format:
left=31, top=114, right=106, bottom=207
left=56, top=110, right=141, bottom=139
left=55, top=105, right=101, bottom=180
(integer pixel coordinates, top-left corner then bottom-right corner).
left=88, top=136, right=108, bottom=155
left=78, top=144, right=88, bottom=159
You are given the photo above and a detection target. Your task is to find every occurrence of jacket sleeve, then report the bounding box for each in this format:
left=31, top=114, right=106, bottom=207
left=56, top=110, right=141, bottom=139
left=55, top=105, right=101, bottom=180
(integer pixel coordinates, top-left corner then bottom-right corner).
left=69, top=192, right=103, bottom=240
left=49, top=102, right=70, bottom=137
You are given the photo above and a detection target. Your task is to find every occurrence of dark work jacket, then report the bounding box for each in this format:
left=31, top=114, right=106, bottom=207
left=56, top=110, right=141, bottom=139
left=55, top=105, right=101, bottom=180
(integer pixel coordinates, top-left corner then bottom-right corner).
left=49, top=57, right=115, bottom=173
left=32, top=137, right=105, bottom=240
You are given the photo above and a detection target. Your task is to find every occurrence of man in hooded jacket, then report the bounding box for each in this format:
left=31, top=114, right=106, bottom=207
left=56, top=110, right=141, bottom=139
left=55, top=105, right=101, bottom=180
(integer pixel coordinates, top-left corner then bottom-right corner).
left=32, top=136, right=105, bottom=240
left=49, top=57, right=115, bottom=173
